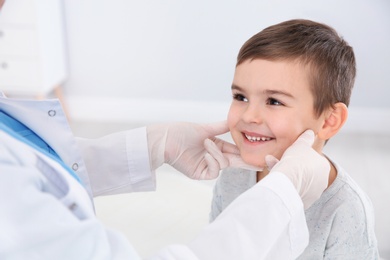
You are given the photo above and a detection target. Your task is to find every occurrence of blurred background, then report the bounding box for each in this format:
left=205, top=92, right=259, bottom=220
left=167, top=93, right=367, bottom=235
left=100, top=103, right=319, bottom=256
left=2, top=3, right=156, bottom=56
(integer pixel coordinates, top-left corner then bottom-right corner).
left=1, top=0, right=389, bottom=258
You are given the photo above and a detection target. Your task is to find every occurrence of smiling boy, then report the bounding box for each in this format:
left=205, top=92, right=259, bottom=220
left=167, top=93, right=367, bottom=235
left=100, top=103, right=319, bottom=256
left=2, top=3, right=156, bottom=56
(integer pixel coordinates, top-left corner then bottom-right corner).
left=210, top=19, right=379, bottom=259
left=229, top=59, right=341, bottom=185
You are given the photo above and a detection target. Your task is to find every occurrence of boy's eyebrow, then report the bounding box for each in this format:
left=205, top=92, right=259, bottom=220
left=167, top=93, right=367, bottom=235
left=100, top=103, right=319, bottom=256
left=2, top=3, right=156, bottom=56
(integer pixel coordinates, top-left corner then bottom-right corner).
left=231, top=84, right=295, bottom=99
left=263, top=89, right=295, bottom=99
left=231, top=84, right=243, bottom=91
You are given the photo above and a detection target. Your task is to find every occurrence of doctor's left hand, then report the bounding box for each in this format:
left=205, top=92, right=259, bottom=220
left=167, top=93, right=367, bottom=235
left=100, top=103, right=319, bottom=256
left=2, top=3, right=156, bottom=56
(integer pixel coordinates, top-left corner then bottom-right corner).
left=147, top=121, right=260, bottom=180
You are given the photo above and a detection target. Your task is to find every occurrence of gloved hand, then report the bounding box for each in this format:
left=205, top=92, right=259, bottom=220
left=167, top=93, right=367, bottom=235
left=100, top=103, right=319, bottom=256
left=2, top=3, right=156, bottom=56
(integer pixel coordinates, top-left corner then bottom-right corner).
left=147, top=121, right=260, bottom=180
left=265, top=130, right=330, bottom=209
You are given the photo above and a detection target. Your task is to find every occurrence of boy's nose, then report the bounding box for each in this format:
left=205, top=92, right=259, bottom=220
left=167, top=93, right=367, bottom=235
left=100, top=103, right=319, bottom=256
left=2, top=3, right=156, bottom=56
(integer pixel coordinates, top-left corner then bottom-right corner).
left=241, top=104, right=263, bottom=124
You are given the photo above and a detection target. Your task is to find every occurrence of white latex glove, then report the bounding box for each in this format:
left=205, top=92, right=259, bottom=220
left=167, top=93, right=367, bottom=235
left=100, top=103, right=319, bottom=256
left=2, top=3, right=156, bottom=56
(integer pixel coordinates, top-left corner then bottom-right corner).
left=203, top=137, right=262, bottom=172
left=265, top=130, right=330, bottom=209
left=147, top=121, right=260, bottom=180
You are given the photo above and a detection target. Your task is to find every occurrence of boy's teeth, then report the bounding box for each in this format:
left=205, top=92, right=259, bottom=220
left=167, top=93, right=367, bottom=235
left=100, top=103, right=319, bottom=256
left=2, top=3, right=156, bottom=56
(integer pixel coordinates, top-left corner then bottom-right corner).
left=245, top=134, right=271, bottom=142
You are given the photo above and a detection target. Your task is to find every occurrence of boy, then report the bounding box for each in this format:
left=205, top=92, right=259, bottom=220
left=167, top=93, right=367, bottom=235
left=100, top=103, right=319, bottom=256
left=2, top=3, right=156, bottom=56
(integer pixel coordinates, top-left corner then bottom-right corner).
left=210, top=19, right=379, bottom=259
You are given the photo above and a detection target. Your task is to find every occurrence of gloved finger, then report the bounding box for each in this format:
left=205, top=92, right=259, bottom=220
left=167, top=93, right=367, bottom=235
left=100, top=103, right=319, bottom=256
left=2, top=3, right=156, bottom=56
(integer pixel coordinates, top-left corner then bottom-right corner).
left=214, top=138, right=241, bottom=155
left=202, top=120, right=229, bottom=138
left=265, top=154, right=279, bottom=170
left=205, top=138, right=263, bottom=171
left=204, top=139, right=229, bottom=169
left=201, top=153, right=221, bottom=180
left=294, top=129, right=315, bottom=147
left=282, top=130, right=316, bottom=159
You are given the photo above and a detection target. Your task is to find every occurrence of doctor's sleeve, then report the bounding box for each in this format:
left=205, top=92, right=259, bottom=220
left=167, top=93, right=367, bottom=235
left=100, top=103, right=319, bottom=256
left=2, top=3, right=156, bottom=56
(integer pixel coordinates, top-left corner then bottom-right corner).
left=76, top=127, right=156, bottom=196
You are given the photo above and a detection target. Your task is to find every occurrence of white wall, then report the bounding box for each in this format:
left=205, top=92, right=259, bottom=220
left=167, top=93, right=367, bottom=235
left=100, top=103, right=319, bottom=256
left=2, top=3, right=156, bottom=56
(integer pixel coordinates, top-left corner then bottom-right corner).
left=62, top=0, right=390, bottom=133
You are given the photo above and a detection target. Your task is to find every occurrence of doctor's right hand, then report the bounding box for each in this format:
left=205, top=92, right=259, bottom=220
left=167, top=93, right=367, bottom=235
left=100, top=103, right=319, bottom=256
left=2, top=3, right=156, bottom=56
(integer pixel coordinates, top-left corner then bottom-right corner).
left=147, top=121, right=261, bottom=180
left=265, top=130, right=330, bottom=209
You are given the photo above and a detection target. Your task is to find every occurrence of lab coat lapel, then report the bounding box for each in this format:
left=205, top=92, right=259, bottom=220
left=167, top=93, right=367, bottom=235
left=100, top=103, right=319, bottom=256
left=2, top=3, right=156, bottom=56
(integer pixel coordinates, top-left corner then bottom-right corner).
left=0, top=128, right=95, bottom=219
left=0, top=93, right=76, bottom=166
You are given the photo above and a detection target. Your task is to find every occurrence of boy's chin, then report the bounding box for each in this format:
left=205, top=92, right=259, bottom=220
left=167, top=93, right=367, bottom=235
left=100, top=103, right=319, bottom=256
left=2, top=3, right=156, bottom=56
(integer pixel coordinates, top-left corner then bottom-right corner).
left=242, top=156, right=266, bottom=169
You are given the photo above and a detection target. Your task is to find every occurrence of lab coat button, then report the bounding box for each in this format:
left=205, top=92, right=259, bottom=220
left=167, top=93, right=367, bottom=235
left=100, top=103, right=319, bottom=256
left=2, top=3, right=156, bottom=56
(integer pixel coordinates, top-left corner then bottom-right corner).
left=68, top=203, right=77, bottom=211
left=48, top=110, right=56, bottom=117
left=72, top=163, right=79, bottom=171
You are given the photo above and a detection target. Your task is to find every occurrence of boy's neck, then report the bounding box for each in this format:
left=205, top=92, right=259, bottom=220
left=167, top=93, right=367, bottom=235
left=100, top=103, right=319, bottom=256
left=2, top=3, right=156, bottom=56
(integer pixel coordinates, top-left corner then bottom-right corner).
left=256, top=155, right=337, bottom=189
left=327, top=158, right=338, bottom=188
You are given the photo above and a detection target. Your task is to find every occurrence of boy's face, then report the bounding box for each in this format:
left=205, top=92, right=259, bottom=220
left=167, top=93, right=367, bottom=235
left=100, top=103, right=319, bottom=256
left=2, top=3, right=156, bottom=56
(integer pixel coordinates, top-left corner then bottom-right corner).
left=228, top=59, right=324, bottom=167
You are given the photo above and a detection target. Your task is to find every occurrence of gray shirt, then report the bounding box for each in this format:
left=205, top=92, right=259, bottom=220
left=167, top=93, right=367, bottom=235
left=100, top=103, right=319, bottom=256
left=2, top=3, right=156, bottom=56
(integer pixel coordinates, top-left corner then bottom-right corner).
left=210, top=160, right=379, bottom=259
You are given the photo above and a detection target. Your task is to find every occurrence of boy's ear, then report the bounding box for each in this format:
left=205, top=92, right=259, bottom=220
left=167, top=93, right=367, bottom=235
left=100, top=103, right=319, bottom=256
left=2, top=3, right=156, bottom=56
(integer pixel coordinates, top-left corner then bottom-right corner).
left=318, top=102, right=348, bottom=140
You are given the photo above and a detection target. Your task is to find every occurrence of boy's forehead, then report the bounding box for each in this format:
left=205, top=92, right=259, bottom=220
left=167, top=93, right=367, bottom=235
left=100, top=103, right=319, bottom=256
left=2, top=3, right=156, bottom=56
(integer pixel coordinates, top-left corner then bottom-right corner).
left=233, top=58, right=315, bottom=96
left=234, top=58, right=311, bottom=81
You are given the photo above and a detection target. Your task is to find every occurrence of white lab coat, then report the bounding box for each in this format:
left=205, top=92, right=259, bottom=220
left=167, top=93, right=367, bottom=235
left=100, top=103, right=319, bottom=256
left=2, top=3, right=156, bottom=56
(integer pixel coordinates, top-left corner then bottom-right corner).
left=0, top=93, right=309, bottom=260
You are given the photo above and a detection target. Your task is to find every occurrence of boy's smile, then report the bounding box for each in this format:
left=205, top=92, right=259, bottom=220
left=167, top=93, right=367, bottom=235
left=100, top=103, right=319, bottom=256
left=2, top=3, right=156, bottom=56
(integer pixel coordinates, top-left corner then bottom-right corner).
left=228, top=59, right=324, bottom=167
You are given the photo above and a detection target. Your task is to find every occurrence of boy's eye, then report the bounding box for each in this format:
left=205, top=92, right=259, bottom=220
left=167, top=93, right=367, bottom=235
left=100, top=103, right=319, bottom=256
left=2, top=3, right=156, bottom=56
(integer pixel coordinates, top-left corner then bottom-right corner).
left=267, top=98, right=284, bottom=106
left=233, top=93, right=248, bottom=102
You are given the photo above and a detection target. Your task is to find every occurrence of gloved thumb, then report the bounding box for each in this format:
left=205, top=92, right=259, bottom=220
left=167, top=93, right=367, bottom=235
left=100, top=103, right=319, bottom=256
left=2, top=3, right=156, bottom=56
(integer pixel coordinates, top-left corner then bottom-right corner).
left=294, top=129, right=315, bottom=147
left=280, top=130, right=316, bottom=159
left=202, top=120, right=229, bottom=138
left=265, top=155, right=279, bottom=170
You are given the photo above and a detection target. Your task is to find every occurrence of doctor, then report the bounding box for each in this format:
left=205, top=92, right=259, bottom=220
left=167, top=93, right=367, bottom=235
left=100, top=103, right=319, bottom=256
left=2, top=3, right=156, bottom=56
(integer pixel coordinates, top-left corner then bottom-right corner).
left=0, top=2, right=329, bottom=260
left=0, top=93, right=329, bottom=260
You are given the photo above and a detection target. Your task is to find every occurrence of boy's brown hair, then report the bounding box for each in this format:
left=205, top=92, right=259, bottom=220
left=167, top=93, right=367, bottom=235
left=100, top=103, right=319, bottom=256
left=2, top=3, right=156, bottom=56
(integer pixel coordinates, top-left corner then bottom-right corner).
left=237, top=19, right=356, bottom=117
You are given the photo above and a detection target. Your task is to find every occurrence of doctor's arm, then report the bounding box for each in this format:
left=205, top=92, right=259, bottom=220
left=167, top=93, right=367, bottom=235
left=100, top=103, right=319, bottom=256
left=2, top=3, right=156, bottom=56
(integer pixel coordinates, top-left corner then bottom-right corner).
left=0, top=127, right=328, bottom=259
left=0, top=151, right=305, bottom=260
left=153, top=172, right=309, bottom=260
left=76, top=121, right=258, bottom=197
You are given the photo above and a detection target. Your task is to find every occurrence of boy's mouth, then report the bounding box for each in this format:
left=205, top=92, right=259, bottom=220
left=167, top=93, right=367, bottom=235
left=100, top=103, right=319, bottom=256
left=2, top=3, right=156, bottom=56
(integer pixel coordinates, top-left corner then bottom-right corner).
left=244, top=133, right=274, bottom=143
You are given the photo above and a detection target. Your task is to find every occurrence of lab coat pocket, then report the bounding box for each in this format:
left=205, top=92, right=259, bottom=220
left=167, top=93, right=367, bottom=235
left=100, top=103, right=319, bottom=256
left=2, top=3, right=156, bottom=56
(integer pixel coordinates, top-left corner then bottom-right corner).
left=35, top=155, right=95, bottom=220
